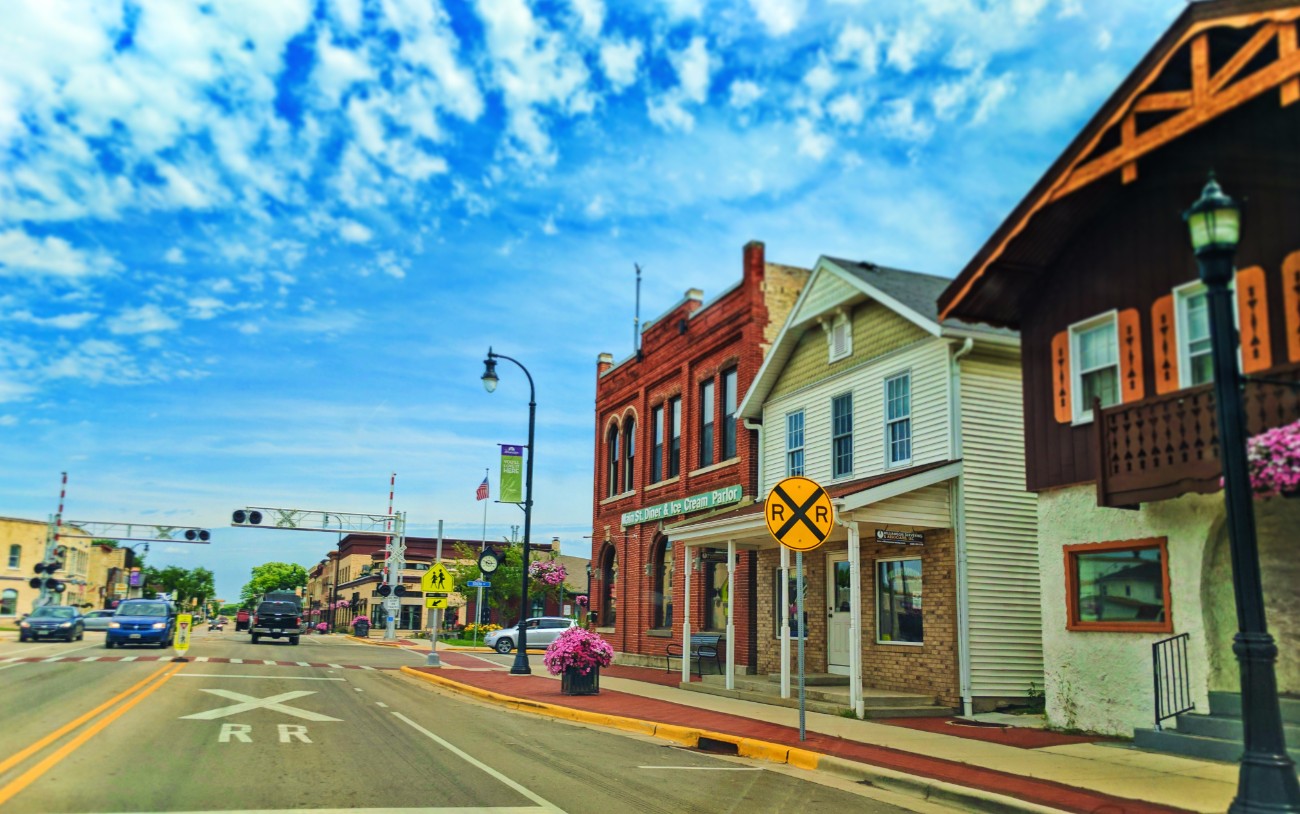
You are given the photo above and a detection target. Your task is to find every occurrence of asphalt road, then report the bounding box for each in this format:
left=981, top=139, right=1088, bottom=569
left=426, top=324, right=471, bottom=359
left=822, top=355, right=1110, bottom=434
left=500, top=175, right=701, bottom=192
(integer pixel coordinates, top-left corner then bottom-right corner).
left=0, top=628, right=947, bottom=813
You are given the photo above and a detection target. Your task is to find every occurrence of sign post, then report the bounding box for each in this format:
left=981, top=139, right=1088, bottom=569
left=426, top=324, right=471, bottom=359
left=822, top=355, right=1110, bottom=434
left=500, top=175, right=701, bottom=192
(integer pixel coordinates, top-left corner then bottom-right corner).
left=173, top=613, right=192, bottom=661
left=764, top=476, right=835, bottom=741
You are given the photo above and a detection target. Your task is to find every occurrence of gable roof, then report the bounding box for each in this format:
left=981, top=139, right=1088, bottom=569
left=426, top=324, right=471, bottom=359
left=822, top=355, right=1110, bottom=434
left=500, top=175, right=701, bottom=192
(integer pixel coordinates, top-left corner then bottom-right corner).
left=738, top=256, right=1016, bottom=419
left=938, top=0, right=1300, bottom=327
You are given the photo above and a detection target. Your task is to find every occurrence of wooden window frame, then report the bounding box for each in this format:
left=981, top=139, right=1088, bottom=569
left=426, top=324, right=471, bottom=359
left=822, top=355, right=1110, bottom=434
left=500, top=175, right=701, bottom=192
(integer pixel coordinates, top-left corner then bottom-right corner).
left=622, top=417, right=636, bottom=492
left=699, top=378, right=715, bottom=468
left=786, top=410, right=805, bottom=477
left=884, top=370, right=912, bottom=468
left=651, top=404, right=664, bottom=483
left=722, top=367, right=738, bottom=461
left=1068, top=310, right=1120, bottom=425
left=1063, top=537, right=1173, bottom=633
left=831, top=392, right=854, bottom=479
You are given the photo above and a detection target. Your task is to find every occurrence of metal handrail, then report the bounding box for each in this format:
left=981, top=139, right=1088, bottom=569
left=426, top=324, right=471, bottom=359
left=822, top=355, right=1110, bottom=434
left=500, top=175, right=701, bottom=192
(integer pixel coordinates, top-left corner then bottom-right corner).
left=1153, top=632, right=1194, bottom=729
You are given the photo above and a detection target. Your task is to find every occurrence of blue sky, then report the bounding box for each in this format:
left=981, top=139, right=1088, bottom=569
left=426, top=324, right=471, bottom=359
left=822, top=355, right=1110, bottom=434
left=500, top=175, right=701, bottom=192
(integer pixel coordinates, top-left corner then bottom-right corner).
left=0, top=0, right=1184, bottom=601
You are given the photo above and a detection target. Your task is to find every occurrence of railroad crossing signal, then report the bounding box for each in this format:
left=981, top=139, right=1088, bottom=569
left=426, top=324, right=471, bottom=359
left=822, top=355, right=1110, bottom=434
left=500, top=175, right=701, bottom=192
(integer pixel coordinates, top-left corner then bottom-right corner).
left=421, top=563, right=451, bottom=593
left=765, top=476, right=835, bottom=552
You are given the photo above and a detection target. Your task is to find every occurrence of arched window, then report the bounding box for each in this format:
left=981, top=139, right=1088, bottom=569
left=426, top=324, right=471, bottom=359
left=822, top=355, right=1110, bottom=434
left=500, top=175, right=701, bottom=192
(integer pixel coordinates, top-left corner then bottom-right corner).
left=653, top=537, right=673, bottom=628
left=0, top=588, right=16, bottom=616
left=622, top=417, right=636, bottom=491
left=601, top=547, right=617, bottom=626
left=7, top=544, right=19, bottom=569
left=606, top=425, right=620, bottom=497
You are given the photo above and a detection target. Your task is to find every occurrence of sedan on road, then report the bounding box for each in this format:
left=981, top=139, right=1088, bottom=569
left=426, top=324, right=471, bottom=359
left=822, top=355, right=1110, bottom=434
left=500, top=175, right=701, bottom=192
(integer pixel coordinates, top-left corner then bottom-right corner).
left=105, top=599, right=175, bottom=649
left=81, top=609, right=117, bottom=631
left=484, top=617, right=576, bottom=654
left=19, top=605, right=85, bottom=642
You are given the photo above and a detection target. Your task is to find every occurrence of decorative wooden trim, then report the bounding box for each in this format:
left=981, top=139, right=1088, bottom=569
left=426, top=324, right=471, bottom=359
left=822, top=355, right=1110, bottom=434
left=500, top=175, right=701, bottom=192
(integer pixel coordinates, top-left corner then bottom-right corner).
left=1151, top=295, right=1180, bottom=395
left=1285, top=251, right=1300, bottom=363
left=1051, top=331, right=1073, bottom=424
left=1235, top=266, right=1272, bottom=374
left=940, top=9, right=1300, bottom=322
left=1118, top=308, right=1145, bottom=403
left=1063, top=537, right=1173, bottom=634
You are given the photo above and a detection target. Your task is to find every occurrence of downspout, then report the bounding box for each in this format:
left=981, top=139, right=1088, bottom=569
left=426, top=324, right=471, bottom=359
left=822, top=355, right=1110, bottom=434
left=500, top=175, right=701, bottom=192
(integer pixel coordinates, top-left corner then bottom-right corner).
left=950, top=337, right=975, bottom=717
left=743, top=419, right=763, bottom=496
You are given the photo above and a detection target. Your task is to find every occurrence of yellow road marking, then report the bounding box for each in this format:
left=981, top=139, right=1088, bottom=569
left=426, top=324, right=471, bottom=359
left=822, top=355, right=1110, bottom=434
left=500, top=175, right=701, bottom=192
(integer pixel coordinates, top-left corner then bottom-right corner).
left=0, top=661, right=186, bottom=807
left=0, top=661, right=175, bottom=776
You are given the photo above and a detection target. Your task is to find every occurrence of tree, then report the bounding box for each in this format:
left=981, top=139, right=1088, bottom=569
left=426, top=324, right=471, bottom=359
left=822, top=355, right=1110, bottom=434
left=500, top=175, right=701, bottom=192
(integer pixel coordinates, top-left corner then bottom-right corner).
left=141, top=565, right=215, bottom=605
left=240, top=562, right=308, bottom=604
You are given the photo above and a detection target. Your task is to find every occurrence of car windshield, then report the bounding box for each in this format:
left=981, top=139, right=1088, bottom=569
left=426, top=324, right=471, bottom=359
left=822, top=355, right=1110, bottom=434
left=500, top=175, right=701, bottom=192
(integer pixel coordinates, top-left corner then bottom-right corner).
left=117, top=602, right=167, bottom=617
left=30, top=607, right=75, bottom=619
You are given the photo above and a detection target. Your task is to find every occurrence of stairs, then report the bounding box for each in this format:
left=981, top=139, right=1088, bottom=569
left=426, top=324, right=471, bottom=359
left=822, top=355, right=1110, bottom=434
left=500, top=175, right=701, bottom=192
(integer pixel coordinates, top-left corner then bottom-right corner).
left=1133, top=692, right=1300, bottom=766
left=682, top=673, right=953, bottom=718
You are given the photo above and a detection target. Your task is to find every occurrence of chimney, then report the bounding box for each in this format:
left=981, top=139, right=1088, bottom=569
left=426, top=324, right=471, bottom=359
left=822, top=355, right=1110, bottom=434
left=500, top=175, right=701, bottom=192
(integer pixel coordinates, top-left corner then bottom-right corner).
left=597, top=352, right=614, bottom=376
left=684, top=288, right=705, bottom=315
left=743, top=240, right=765, bottom=285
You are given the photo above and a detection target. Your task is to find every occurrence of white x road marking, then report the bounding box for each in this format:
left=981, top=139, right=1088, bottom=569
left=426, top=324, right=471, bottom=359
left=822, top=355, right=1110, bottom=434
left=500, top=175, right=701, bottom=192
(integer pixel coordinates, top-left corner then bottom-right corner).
left=181, top=690, right=341, bottom=722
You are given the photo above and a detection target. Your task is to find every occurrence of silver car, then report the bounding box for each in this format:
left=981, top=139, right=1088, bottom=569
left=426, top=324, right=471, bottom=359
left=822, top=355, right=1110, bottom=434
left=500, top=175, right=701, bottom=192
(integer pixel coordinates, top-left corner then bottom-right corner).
left=81, top=609, right=117, bottom=631
left=484, top=617, right=576, bottom=654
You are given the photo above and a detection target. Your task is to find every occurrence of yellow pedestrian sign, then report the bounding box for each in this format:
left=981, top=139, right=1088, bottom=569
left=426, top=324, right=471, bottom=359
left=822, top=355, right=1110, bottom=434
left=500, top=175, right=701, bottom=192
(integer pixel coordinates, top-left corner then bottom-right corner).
left=765, top=476, right=834, bottom=551
left=174, top=613, right=193, bottom=656
left=421, top=563, right=452, bottom=593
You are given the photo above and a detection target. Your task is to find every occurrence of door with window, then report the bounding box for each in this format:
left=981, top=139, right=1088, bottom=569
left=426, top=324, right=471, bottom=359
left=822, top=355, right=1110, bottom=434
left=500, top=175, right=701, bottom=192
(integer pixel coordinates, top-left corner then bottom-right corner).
left=826, top=552, right=852, bottom=675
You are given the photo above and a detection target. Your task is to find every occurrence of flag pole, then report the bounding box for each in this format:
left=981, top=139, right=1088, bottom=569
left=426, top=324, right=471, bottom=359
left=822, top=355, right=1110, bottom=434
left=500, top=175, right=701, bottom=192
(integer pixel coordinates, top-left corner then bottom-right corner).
left=476, top=468, right=488, bottom=647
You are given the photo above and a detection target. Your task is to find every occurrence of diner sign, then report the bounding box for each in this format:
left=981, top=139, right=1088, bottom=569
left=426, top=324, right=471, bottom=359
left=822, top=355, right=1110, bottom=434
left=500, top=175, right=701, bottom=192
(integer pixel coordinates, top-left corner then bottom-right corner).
left=621, top=484, right=743, bottom=527
left=876, top=529, right=925, bottom=546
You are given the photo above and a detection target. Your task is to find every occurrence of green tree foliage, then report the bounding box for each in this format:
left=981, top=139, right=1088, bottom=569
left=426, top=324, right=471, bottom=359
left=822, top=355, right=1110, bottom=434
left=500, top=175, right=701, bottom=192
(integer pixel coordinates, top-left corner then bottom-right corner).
left=140, top=565, right=215, bottom=605
left=444, top=543, right=565, bottom=617
left=240, top=562, right=308, bottom=604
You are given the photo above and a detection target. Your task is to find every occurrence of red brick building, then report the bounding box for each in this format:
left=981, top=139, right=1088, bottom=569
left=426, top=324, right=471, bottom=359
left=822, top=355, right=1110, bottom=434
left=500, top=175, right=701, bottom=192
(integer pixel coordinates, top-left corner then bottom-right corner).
left=589, top=242, right=809, bottom=670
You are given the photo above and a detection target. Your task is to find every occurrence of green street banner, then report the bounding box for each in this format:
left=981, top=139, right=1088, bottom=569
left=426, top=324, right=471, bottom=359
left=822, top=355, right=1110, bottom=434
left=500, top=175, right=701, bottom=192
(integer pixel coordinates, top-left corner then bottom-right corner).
left=500, top=444, right=523, bottom=503
left=620, top=484, right=743, bottom=527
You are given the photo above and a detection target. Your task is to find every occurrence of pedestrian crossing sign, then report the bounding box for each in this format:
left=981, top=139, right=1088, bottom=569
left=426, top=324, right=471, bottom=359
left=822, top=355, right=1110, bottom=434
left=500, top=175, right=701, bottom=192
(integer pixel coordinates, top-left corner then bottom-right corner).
left=421, top=563, right=452, bottom=593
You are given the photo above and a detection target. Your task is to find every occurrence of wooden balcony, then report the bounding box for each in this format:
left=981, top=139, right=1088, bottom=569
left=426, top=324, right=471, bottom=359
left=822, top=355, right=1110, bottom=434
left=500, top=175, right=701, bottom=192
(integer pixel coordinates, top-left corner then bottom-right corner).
left=1096, top=363, right=1300, bottom=508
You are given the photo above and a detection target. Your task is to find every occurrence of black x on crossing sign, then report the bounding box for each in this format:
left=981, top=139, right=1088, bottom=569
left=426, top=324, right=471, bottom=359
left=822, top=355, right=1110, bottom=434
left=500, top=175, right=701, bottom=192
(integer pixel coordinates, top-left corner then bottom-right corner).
left=765, top=476, right=834, bottom=551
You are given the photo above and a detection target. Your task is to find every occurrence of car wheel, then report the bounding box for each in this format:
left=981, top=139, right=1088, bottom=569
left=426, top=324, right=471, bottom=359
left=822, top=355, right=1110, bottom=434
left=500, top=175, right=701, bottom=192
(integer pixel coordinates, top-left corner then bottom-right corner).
left=289, top=636, right=299, bottom=645
left=251, top=634, right=259, bottom=644
left=104, top=640, right=114, bottom=649
left=77, top=628, right=84, bottom=641
left=494, top=638, right=514, bottom=654
left=18, top=634, right=27, bottom=643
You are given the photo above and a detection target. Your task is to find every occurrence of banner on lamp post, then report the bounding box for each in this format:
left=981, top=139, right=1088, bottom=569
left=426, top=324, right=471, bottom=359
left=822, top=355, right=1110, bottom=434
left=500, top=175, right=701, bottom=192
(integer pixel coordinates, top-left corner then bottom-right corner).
left=500, top=444, right=524, bottom=503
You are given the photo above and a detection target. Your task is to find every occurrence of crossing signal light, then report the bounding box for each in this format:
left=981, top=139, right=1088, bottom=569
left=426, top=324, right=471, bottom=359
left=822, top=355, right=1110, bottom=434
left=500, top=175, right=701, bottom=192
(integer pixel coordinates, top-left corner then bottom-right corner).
left=394, top=585, right=406, bottom=597
left=184, top=529, right=211, bottom=541
left=377, top=584, right=391, bottom=597
left=231, top=510, right=264, bottom=525
left=31, top=562, right=65, bottom=593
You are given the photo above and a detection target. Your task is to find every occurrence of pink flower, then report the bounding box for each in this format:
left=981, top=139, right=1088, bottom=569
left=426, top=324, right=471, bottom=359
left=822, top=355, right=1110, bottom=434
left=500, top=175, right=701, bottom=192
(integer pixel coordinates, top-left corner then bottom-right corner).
left=1245, top=418, right=1300, bottom=498
left=543, top=627, right=613, bottom=676
left=528, top=560, right=568, bottom=587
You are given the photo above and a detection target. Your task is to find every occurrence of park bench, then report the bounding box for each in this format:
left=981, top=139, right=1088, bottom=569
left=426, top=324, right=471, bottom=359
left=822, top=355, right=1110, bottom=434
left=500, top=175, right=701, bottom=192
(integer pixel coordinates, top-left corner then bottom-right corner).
left=665, top=633, right=723, bottom=678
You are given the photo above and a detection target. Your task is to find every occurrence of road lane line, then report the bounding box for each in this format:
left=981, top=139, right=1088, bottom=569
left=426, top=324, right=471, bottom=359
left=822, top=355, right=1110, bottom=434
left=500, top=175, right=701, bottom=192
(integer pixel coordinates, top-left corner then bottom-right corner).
left=0, top=661, right=177, bottom=777
left=636, top=766, right=763, bottom=771
left=175, top=674, right=344, bottom=681
left=0, top=661, right=186, bottom=807
left=392, top=712, right=566, bottom=813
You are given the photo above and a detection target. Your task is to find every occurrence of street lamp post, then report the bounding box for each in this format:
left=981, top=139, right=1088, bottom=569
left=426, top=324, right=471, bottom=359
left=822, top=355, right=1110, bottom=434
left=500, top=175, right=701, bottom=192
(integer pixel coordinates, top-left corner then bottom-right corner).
left=1184, top=173, right=1300, bottom=813
left=482, top=347, right=536, bottom=676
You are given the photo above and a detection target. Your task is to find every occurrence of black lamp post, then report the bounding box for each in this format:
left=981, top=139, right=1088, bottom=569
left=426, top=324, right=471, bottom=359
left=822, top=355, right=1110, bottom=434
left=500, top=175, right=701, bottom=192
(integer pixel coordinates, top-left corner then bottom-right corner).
left=482, top=347, right=536, bottom=676
left=1184, top=173, right=1300, bottom=813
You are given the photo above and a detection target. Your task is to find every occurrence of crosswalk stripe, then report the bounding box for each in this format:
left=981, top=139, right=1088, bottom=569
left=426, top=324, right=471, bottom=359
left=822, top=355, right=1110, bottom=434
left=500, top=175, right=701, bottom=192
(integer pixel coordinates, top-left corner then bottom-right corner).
left=263, top=659, right=276, bottom=666
left=119, top=656, right=137, bottom=662
left=296, top=661, right=310, bottom=667
left=328, top=663, right=343, bottom=669
left=230, top=658, right=243, bottom=664
left=80, top=656, right=99, bottom=662
left=196, top=656, right=209, bottom=663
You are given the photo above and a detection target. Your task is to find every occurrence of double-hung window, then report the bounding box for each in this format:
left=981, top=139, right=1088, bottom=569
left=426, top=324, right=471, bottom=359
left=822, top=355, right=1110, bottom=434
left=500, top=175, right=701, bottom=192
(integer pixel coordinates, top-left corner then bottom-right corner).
left=885, top=373, right=912, bottom=466
left=831, top=393, right=853, bottom=478
left=786, top=411, right=805, bottom=476
left=668, top=397, right=682, bottom=478
left=622, top=418, right=636, bottom=490
left=606, top=425, right=620, bottom=497
left=1071, top=315, right=1120, bottom=421
left=699, top=380, right=715, bottom=467
left=1176, top=284, right=1214, bottom=387
left=722, top=368, right=737, bottom=460
left=651, top=405, right=664, bottom=483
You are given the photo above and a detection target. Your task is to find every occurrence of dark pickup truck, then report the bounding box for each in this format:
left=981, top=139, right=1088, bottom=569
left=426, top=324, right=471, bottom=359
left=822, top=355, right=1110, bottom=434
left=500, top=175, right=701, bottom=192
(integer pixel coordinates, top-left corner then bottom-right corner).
left=249, top=601, right=301, bottom=645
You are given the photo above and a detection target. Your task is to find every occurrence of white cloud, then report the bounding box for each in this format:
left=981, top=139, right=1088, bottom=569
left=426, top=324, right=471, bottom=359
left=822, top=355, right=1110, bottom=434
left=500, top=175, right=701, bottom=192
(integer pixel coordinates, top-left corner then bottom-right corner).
left=1097, top=29, right=1113, bottom=51
left=339, top=219, right=374, bottom=243
left=0, top=415, right=17, bottom=426
left=0, top=379, right=35, bottom=403
left=9, top=310, right=96, bottom=330
left=828, top=94, right=864, bottom=125
left=542, top=215, right=558, bottom=235
left=163, top=247, right=185, bottom=264
left=878, top=98, right=933, bottom=142
left=674, top=37, right=712, bottom=103
left=0, top=229, right=117, bottom=278
left=803, top=59, right=837, bottom=98
left=313, top=31, right=374, bottom=106
left=599, top=38, right=642, bottom=91
left=729, top=80, right=762, bottom=109
left=795, top=119, right=833, bottom=160
left=749, top=0, right=807, bottom=36
left=108, top=304, right=179, bottom=335
left=886, top=20, right=930, bottom=74
left=585, top=195, right=606, bottom=219
left=662, top=0, right=703, bottom=19
left=833, top=24, right=878, bottom=74
left=570, top=0, right=605, bottom=37
left=187, top=297, right=225, bottom=319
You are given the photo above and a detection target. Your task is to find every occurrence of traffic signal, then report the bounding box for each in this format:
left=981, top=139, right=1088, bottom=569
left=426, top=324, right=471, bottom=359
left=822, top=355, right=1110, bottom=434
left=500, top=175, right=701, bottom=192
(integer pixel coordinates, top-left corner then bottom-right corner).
left=30, top=562, right=65, bottom=594
left=231, top=510, right=264, bottom=525
left=377, top=584, right=391, bottom=597
left=394, top=585, right=406, bottom=597
left=184, top=529, right=211, bottom=541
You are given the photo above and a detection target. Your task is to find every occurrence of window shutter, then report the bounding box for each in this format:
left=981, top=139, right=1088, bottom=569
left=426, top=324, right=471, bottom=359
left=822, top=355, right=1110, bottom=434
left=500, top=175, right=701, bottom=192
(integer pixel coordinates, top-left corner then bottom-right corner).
left=1051, top=330, right=1072, bottom=424
left=1285, top=252, right=1300, bottom=363
left=1235, top=266, right=1272, bottom=374
left=1117, top=308, right=1145, bottom=403
left=1151, top=295, right=1180, bottom=395
left=832, top=319, right=849, bottom=357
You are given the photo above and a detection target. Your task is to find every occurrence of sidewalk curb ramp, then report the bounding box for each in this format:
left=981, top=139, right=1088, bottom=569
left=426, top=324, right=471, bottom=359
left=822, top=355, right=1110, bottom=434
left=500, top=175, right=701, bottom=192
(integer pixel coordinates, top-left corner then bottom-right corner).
left=399, top=667, right=1058, bottom=814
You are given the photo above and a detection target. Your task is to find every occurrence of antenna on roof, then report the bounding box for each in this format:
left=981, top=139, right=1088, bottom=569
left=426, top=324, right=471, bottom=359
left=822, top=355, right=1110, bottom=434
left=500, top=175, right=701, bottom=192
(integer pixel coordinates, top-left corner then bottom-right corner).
left=634, top=263, right=643, bottom=361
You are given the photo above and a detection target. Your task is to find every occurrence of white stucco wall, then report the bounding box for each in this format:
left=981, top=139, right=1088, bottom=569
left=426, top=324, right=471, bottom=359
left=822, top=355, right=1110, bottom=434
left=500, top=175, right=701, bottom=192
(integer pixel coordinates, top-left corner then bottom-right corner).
left=1038, top=486, right=1222, bottom=736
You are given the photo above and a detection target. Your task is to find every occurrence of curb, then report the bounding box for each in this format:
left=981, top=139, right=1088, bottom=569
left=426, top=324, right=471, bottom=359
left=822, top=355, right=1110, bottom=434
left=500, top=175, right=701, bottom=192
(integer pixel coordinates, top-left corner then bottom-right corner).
left=398, top=667, right=1057, bottom=813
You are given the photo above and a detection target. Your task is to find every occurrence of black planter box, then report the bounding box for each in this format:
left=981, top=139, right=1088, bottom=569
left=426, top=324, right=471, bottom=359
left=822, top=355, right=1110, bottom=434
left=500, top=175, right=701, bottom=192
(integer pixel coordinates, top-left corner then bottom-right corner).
left=561, top=666, right=600, bottom=695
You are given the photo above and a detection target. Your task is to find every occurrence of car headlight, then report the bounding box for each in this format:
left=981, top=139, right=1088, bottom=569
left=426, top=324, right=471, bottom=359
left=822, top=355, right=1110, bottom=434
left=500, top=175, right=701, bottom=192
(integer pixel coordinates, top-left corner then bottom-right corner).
left=59, top=622, right=72, bottom=628
left=19, top=621, right=30, bottom=628
left=108, top=622, right=121, bottom=628
left=150, top=622, right=167, bottom=630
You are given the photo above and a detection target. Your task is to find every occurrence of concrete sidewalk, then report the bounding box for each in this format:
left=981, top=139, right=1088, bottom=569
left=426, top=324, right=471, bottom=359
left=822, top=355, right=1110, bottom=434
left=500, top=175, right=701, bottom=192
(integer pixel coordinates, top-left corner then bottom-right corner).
left=396, top=647, right=1241, bottom=814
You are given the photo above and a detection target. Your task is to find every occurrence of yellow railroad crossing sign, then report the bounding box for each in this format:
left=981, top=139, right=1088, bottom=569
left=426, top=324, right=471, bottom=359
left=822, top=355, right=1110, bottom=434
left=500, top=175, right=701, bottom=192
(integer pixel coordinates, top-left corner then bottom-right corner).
left=765, top=476, right=834, bottom=552
left=421, top=563, right=452, bottom=593
left=424, top=596, right=448, bottom=610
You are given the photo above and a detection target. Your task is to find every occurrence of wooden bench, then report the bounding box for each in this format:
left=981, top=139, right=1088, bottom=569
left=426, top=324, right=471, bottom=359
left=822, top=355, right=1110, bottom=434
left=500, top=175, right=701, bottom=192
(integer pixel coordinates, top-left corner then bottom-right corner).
left=666, top=634, right=723, bottom=677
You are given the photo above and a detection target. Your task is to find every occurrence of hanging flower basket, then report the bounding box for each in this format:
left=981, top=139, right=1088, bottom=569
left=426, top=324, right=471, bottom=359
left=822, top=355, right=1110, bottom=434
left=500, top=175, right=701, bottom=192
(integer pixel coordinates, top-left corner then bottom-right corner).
left=528, top=559, right=568, bottom=588
left=1245, top=418, right=1300, bottom=498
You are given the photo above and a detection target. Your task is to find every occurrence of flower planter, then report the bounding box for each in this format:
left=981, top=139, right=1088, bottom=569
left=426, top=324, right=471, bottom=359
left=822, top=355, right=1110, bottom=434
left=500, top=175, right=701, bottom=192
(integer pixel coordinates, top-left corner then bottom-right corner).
left=561, top=666, right=600, bottom=695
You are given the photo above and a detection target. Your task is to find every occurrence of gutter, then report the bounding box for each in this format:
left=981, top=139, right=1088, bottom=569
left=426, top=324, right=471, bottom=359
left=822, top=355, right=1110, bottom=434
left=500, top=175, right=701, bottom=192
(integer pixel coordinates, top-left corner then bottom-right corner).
left=949, top=337, right=975, bottom=717
left=743, top=419, right=763, bottom=498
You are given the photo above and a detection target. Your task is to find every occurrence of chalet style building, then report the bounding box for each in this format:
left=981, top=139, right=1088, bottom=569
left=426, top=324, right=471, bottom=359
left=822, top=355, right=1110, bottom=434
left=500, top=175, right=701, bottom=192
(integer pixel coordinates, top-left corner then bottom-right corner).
left=669, top=258, right=1039, bottom=717
left=589, top=242, right=809, bottom=670
left=939, top=0, right=1300, bottom=754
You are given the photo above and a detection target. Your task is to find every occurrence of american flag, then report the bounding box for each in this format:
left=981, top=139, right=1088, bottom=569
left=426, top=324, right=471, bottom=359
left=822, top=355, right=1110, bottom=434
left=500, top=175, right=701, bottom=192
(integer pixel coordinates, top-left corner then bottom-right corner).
left=476, top=476, right=489, bottom=501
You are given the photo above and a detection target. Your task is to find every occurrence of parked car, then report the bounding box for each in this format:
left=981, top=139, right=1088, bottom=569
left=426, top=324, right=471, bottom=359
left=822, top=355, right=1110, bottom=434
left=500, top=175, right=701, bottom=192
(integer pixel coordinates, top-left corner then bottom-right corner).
left=484, top=617, right=576, bottom=654
left=105, top=599, right=175, bottom=649
left=81, top=609, right=117, bottom=631
left=19, top=605, right=84, bottom=642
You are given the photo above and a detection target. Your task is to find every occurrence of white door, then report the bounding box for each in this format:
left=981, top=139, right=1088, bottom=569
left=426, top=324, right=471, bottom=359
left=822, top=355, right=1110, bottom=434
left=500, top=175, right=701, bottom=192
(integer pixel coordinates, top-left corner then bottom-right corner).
left=827, top=552, right=851, bottom=675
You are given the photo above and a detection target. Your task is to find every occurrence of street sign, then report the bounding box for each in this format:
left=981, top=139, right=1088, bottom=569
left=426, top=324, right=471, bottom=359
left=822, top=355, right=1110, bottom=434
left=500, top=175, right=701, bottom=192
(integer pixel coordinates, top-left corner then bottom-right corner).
left=421, top=563, right=452, bottom=593
left=765, top=476, right=835, bottom=551
left=425, top=596, right=448, bottom=609
left=174, top=613, right=192, bottom=657
left=467, top=579, right=490, bottom=588
left=383, top=596, right=400, bottom=611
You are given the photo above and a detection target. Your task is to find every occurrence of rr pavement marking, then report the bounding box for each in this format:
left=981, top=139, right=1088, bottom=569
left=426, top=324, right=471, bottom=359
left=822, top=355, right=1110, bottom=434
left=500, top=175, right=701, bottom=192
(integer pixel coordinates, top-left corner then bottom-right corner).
left=180, top=690, right=342, bottom=722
